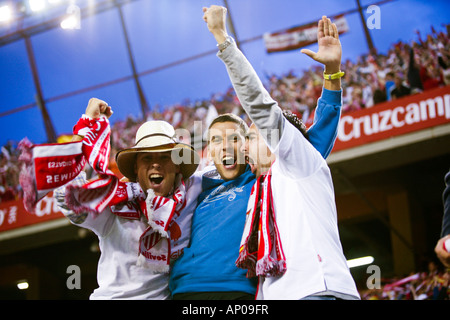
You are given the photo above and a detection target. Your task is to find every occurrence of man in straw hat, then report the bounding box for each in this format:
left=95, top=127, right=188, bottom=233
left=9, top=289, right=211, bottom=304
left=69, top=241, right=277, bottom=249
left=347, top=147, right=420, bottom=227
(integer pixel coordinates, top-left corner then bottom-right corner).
left=115, top=117, right=199, bottom=197
left=52, top=98, right=201, bottom=299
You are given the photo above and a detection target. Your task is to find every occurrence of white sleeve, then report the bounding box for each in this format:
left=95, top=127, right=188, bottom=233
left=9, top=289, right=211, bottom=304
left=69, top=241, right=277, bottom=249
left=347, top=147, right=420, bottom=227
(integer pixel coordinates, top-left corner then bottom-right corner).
left=272, top=120, right=324, bottom=179
left=217, top=39, right=284, bottom=147
left=54, top=172, right=115, bottom=237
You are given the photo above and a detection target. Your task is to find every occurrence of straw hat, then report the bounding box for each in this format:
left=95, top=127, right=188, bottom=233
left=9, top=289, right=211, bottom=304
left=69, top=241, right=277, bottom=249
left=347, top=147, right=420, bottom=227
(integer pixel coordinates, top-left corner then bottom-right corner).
left=115, top=120, right=199, bottom=182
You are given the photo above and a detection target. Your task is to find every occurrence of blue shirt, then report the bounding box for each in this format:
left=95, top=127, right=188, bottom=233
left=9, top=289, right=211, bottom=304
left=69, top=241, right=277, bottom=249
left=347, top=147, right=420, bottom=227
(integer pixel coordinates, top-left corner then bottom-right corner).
left=169, top=166, right=257, bottom=295
left=307, top=89, right=342, bottom=159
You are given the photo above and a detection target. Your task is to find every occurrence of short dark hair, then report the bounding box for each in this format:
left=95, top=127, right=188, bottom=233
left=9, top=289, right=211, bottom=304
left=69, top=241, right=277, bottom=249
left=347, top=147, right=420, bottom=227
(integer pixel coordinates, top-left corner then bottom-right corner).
left=282, top=110, right=308, bottom=138
left=207, top=113, right=249, bottom=142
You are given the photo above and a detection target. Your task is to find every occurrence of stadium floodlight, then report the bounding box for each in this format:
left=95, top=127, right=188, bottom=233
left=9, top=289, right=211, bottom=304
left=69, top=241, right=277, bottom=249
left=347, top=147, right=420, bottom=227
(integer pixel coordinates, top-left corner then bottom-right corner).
left=0, top=5, right=12, bottom=22
left=346, top=256, right=375, bottom=268
left=60, top=3, right=80, bottom=29
left=17, top=281, right=29, bottom=290
left=29, top=0, right=47, bottom=12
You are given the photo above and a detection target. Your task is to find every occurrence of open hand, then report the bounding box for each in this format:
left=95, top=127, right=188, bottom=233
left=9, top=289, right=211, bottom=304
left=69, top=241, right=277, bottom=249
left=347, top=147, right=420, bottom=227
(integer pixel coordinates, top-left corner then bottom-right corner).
left=301, top=16, right=342, bottom=74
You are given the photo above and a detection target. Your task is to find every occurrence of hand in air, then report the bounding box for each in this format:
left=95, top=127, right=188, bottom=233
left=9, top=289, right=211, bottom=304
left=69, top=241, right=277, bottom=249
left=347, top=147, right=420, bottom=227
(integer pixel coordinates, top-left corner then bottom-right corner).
left=301, top=16, right=342, bottom=74
left=85, top=97, right=113, bottom=119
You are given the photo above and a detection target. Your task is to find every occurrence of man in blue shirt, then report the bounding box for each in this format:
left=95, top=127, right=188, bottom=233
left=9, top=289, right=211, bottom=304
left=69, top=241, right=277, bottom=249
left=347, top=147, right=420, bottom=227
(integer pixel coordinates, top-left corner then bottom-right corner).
left=170, top=113, right=258, bottom=299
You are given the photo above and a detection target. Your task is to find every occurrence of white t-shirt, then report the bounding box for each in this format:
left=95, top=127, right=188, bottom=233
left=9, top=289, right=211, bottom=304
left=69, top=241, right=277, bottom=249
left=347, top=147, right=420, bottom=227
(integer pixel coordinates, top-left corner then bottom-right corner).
left=82, top=211, right=170, bottom=300
left=257, top=121, right=360, bottom=300
left=57, top=171, right=202, bottom=300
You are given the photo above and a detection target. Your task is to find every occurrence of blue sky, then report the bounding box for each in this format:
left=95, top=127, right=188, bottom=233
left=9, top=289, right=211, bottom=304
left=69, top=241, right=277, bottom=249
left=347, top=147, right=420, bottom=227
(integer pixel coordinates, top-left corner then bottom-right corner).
left=0, top=0, right=449, bottom=147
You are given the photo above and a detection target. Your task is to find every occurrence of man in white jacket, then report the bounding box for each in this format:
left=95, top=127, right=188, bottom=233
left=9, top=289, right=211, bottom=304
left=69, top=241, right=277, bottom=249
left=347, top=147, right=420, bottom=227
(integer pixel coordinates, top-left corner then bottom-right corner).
left=203, top=5, right=360, bottom=300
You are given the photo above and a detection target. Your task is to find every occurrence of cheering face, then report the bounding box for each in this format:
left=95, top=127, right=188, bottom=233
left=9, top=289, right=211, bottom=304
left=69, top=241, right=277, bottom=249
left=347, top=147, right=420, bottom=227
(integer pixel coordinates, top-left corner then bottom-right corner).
left=135, top=152, right=180, bottom=197
left=244, top=124, right=274, bottom=177
left=208, top=121, right=247, bottom=181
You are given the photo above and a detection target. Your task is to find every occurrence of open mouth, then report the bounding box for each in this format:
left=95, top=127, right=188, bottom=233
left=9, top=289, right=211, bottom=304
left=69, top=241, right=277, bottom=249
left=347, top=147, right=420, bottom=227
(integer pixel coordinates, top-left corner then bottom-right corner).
left=245, top=155, right=256, bottom=174
left=149, top=173, right=164, bottom=186
left=222, top=155, right=237, bottom=170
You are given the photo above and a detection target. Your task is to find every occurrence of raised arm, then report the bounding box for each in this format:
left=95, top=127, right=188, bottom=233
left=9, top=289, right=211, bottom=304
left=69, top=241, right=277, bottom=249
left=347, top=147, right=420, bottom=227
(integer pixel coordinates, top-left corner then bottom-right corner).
left=301, top=17, right=343, bottom=157
left=203, top=6, right=343, bottom=158
left=72, top=98, right=113, bottom=141
left=203, top=5, right=284, bottom=147
left=56, top=97, right=116, bottom=233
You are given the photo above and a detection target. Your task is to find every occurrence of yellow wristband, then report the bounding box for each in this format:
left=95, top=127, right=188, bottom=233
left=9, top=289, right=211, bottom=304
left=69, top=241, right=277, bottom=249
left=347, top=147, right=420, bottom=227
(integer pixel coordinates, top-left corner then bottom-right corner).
left=323, top=71, right=345, bottom=80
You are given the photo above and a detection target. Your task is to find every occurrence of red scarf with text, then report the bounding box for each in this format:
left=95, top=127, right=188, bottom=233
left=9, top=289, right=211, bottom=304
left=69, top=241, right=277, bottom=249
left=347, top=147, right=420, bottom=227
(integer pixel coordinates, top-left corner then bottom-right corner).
left=236, top=167, right=286, bottom=278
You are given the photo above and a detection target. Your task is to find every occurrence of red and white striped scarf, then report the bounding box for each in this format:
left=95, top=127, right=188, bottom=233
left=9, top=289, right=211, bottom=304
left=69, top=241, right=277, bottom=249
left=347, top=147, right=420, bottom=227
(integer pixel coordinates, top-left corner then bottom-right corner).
left=19, top=115, right=188, bottom=273
left=135, top=176, right=187, bottom=272
left=236, top=166, right=286, bottom=278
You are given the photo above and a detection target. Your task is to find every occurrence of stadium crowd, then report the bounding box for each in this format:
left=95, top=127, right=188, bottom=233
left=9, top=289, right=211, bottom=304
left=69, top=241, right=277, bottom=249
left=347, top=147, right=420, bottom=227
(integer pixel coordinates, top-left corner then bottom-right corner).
left=361, top=260, right=449, bottom=300
left=2, top=23, right=449, bottom=201
left=0, top=25, right=449, bottom=300
left=109, top=24, right=450, bottom=151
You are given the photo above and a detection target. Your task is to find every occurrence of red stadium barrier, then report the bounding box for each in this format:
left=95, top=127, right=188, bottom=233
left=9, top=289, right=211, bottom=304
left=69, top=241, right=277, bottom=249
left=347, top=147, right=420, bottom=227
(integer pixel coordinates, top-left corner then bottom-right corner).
left=333, top=85, right=450, bottom=152
left=0, top=193, right=64, bottom=233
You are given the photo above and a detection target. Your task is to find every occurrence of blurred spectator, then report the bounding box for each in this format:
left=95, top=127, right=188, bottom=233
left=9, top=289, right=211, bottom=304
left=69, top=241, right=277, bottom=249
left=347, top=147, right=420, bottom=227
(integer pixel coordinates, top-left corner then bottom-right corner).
left=344, top=84, right=365, bottom=112
left=407, top=45, right=424, bottom=93
left=384, top=71, right=396, bottom=101
left=0, top=141, right=22, bottom=202
left=391, top=72, right=412, bottom=100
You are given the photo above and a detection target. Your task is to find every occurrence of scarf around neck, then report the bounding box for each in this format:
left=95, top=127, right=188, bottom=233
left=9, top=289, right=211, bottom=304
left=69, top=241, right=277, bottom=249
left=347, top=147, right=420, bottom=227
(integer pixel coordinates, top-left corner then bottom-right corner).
left=236, top=166, right=286, bottom=278
left=19, top=114, right=190, bottom=273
